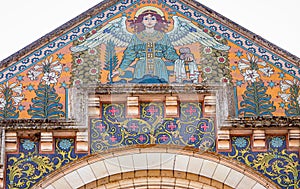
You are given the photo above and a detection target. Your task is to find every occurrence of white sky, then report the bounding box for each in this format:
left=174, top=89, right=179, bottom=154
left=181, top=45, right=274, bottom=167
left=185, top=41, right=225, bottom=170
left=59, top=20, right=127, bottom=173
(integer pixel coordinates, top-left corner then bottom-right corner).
left=0, top=0, right=299, bottom=61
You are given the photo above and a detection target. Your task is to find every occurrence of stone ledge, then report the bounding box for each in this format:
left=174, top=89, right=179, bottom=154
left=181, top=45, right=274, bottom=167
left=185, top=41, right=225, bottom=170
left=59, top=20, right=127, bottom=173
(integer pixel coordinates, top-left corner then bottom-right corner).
left=225, top=116, right=300, bottom=128
left=0, top=119, right=77, bottom=130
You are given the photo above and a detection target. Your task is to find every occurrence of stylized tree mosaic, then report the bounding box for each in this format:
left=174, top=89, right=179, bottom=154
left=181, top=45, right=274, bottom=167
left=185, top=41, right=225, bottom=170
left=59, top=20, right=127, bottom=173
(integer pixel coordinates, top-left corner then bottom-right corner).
left=199, top=27, right=231, bottom=84
left=238, top=53, right=276, bottom=117
left=104, top=40, right=119, bottom=83
left=27, top=56, right=64, bottom=119
left=71, top=29, right=102, bottom=86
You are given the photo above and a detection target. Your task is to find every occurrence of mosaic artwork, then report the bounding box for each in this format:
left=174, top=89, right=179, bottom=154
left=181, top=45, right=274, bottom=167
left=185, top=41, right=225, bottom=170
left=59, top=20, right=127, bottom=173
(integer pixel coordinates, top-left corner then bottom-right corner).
left=0, top=0, right=299, bottom=118
left=90, top=102, right=215, bottom=153
left=220, top=136, right=300, bottom=189
left=5, top=138, right=87, bottom=189
left=1, top=0, right=299, bottom=188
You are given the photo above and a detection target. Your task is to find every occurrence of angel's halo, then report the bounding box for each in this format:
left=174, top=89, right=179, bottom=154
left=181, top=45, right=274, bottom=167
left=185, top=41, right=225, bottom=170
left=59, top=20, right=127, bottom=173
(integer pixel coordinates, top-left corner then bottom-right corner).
left=135, top=6, right=164, bottom=18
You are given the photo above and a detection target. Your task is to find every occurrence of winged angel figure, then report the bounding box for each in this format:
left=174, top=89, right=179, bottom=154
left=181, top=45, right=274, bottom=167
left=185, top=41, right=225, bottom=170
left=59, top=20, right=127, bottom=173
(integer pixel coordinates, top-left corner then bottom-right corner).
left=71, top=6, right=230, bottom=83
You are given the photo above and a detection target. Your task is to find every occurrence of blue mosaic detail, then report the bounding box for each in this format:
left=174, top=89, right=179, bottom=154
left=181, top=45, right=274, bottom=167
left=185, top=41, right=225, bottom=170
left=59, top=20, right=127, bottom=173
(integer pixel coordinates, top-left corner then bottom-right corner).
left=90, top=102, right=215, bottom=153
left=220, top=136, right=300, bottom=189
left=6, top=139, right=87, bottom=189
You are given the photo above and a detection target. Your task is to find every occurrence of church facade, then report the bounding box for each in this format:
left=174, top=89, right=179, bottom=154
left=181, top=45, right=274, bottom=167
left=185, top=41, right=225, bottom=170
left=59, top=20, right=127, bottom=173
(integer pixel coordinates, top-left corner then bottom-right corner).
left=0, top=0, right=299, bottom=188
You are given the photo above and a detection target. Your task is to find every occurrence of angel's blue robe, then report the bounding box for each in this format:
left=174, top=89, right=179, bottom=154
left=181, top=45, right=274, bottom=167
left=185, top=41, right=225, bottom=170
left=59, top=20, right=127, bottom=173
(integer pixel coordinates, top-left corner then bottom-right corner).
left=119, top=30, right=179, bottom=82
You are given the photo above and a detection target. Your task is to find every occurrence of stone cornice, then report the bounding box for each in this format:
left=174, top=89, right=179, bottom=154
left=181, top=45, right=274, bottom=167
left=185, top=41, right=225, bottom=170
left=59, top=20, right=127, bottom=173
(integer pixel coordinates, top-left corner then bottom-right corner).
left=225, top=116, right=300, bottom=128
left=0, top=119, right=77, bottom=130
left=85, top=83, right=227, bottom=94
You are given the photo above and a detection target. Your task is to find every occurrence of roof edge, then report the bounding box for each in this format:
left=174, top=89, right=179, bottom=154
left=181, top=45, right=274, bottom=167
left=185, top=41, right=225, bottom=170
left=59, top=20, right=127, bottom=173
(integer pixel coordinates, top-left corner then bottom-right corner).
left=1, top=0, right=299, bottom=68
left=186, top=0, right=300, bottom=64
left=0, top=0, right=118, bottom=67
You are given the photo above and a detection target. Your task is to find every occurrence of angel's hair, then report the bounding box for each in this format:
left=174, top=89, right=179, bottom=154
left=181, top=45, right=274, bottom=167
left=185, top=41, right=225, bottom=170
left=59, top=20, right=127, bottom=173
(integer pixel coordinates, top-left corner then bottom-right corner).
left=130, top=10, right=169, bottom=32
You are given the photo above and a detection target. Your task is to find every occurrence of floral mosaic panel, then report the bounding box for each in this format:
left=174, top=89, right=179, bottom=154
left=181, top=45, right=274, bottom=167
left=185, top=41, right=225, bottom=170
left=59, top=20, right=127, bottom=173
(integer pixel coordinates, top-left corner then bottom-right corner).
left=90, top=102, right=215, bottom=153
left=5, top=138, right=87, bottom=189
left=0, top=55, right=70, bottom=119
left=220, top=136, right=300, bottom=189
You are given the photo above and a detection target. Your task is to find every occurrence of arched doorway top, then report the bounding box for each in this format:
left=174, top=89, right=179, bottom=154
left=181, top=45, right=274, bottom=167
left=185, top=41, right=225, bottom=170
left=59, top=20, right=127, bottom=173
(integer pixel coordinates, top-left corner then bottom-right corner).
left=33, top=145, right=279, bottom=189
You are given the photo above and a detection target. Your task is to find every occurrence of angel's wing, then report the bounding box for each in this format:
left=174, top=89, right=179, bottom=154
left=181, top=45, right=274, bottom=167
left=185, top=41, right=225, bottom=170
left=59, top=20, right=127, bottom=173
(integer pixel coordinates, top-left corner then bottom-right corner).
left=70, top=16, right=133, bottom=52
left=168, top=16, right=230, bottom=51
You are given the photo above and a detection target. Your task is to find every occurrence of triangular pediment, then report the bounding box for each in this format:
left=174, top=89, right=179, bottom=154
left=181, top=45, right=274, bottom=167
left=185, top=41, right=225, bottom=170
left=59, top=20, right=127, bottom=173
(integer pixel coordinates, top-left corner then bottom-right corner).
left=0, top=0, right=299, bottom=119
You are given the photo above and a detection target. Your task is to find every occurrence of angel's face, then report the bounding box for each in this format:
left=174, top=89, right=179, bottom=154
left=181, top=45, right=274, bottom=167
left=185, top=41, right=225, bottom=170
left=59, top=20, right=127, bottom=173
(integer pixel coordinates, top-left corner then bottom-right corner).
left=142, top=14, right=157, bottom=29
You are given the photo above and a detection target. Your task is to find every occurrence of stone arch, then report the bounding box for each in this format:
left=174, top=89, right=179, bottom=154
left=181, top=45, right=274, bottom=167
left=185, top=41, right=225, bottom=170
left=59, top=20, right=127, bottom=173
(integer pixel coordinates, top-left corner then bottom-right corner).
left=33, top=145, right=279, bottom=189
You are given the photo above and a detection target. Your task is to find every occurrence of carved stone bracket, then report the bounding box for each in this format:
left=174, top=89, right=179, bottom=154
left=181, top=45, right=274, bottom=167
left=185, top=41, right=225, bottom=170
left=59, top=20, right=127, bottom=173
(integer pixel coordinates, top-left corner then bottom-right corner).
left=289, top=129, right=300, bottom=149
left=5, top=132, right=17, bottom=153
left=76, top=131, right=89, bottom=153
left=165, top=96, right=178, bottom=117
left=40, top=132, right=53, bottom=152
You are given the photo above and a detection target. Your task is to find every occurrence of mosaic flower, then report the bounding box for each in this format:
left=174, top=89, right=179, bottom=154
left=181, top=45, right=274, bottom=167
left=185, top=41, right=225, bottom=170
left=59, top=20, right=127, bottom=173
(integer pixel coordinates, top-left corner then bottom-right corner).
left=203, top=66, right=212, bottom=74
left=217, top=56, right=226, bottom=64
left=22, top=140, right=35, bottom=151
left=271, top=137, right=283, bottom=148
left=0, top=82, right=24, bottom=106
left=278, top=79, right=300, bottom=103
left=0, top=98, right=6, bottom=109
left=220, top=77, right=230, bottom=84
left=88, top=48, right=97, bottom=55
left=73, top=79, right=82, bottom=86
left=89, top=68, right=98, bottom=75
left=78, top=36, right=86, bottom=42
left=278, top=93, right=291, bottom=102
left=59, top=139, right=72, bottom=150
left=214, top=35, right=222, bottom=41
left=234, top=137, right=247, bottom=148
left=12, top=96, right=24, bottom=105
left=27, top=56, right=62, bottom=85
left=259, top=66, right=274, bottom=77
left=28, top=69, right=42, bottom=80
left=240, top=53, right=266, bottom=68
left=238, top=53, right=273, bottom=82
left=203, top=47, right=212, bottom=54
left=242, top=69, right=259, bottom=82
left=75, top=58, right=84, bottom=65
left=42, top=72, right=59, bottom=85
left=237, top=62, right=250, bottom=70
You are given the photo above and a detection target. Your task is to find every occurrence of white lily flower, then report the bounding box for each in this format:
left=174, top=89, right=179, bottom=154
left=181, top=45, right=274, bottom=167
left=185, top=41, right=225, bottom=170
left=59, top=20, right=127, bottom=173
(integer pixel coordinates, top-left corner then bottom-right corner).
left=238, top=62, right=250, bottom=70
left=259, top=66, right=274, bottom=77
left=257, top=61, right=266, bottom=66
left=9, top=82, right=17, bottom=89
left=11, top=83, right=22, bottom=95
left=294, top=79, right=300, bottom=86
left=28, top=70, right=42, bottom=80
left=0, top=98, right=6, bottom=109
left=42, top=72, right=58, bottom=85
left=285, top=79, right=294, bottom=86
left=242, top=69, right=259, bottom=82
left=240, top=58, right=250, bottom=63
left=34, top=64, right=43, bottom=70
left=279, top=93, right=291, bottom=102
left=280, top=81, right=291, bottom=92
left=52, top=64, right=62, bottom=74
left=12, top=96, right=24, bottom=105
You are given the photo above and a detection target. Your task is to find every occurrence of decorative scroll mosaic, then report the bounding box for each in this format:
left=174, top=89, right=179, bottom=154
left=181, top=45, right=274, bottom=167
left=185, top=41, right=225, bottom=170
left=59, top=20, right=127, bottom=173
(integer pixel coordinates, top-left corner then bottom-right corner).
left=220, top=136, right=300, bottom=189
left=90, top=102, right=215, bottom=153
left=5, top=139, right=87, bottom=189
